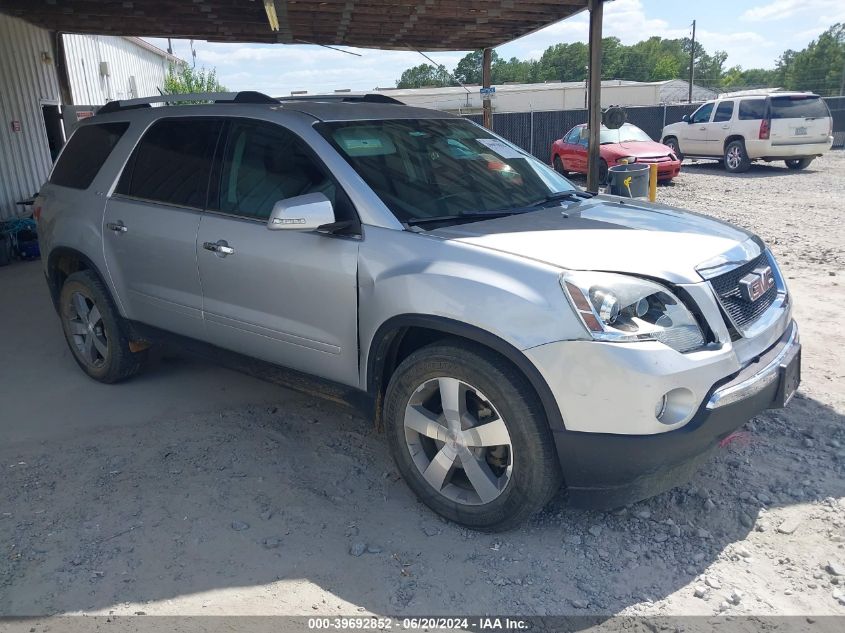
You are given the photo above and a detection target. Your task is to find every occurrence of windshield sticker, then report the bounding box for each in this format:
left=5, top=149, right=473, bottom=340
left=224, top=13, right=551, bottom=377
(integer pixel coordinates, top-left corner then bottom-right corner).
left=476, top=138, right=523, bottom=159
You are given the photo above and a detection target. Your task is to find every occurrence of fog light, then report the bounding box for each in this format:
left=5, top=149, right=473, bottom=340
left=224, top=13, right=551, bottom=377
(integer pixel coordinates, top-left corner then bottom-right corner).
left=655, top=395, right=668, bottom=420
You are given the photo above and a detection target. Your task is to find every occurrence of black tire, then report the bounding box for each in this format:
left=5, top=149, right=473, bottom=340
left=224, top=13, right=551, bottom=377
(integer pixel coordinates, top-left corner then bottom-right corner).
left=663, top=136, right=683, bottom=161
left=553, top=155, right=567, bottom=175
left=785, top=157, right=813, bottom=170
left=724, top=139, right=750, bottom=173
left=59, top=270, right=146, bottom=383
left=598, top=159, right=609, bottom=185
left=384, top=339, right=563, bottom=531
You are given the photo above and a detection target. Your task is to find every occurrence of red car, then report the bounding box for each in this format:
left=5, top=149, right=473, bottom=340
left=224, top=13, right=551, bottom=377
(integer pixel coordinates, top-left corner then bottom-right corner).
left=551, top=123, right=681, bottom=183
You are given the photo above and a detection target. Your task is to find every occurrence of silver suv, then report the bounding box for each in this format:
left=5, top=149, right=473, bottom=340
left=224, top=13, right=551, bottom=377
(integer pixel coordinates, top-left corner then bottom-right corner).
left=36, top=92, right=801, bottom=531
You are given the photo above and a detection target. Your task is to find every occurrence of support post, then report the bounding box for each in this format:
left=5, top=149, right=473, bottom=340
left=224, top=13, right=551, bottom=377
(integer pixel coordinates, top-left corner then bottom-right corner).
left=648, top=163, right=658, bottom=202
left=482, top=47, right=493, bottom=130
left=51, top=31, right=73, bottom=105
left=586, top=0, right=604, bottom=193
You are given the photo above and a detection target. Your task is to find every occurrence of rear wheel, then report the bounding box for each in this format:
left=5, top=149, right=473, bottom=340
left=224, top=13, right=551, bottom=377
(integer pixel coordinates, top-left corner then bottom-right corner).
left=785, top=157, right=813, bottom=170
left=384, top=340, right=562, bottom=531
left=724, top=140, right=750, bottom=173
left=663, top=136, right=683, bottom=161
left=59, top=270, right=146, bottom=383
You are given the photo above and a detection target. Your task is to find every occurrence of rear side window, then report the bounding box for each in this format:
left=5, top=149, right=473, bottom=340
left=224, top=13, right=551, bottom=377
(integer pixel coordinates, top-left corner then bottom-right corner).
left=771, top=96, right=830, bottom=119
left=713, top=101, right=734, bottom=123
left=738, top=99, right=767, bottom=120
left=49, top=122, right=129, bottom=189
left=117, top=118, right=222, bottom=208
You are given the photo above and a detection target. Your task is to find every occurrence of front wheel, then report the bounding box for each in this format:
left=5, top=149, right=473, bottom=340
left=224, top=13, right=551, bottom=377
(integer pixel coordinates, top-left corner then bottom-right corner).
left=384, top=340, right=563, bottom=531
left=785, top=158, right=813, bottom=170
left=663, top=136, right=683, bottom=161
left=724, top=140, right=750, bottom=173
left=553, top=155, right=567, bottom=175
left=59, top=270, right=147, bottom=383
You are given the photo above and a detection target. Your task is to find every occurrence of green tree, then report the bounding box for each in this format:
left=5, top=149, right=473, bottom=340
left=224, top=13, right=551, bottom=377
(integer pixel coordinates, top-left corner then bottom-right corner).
left=164, top=65, right=227, bottom=96
left=396, top=63, right=455, bottom=88
left=536, top=42, right=589, bottom=82
left=783, top=23, right=844, bottom=95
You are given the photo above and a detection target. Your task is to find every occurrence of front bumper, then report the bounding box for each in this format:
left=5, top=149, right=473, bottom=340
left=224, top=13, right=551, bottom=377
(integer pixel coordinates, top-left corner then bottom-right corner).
left=540, top=321, right=800, bottom=509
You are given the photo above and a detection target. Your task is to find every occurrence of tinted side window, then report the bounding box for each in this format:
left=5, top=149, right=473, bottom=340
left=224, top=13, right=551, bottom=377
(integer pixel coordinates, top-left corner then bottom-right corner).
left=50, top=122, right=129, bottom=189
left=738, top=99, right=767, bottom=120
left=771, top=96, right=830, bottom=119
left=213, top=121, right=339, bottom=221
left=691, top=103, right=714, bottom=124
left=117, top=118, right=222, bottom=207
left=713, top=101, right=734, bottom=123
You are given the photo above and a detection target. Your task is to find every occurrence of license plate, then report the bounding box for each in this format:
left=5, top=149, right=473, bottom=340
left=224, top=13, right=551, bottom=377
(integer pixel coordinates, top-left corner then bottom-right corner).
left=776, top=347, right=801, bottom=407
left=793, top=126, right=808, bottom=136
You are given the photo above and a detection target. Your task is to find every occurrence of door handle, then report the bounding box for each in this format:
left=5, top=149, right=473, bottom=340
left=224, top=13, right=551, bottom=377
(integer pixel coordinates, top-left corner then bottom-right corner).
left=698, top=126, right=706, bottom=130
left=203, top=240, right=235, bottom=257
left=721, top=125, right=730, bottom=129
left=106, top=221, right=127, bottom=233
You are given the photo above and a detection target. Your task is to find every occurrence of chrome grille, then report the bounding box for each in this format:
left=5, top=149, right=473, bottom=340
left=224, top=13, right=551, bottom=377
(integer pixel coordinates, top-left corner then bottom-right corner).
left=710, top=253, right=778, bottom=332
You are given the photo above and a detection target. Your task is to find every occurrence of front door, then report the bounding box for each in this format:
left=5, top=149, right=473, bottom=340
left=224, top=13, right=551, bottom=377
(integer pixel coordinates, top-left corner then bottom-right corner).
left=104, top=117, right=222, bottom=337
left=196, top=119, right=360, bottom=386
left=680, top=102, right=714, bottom=155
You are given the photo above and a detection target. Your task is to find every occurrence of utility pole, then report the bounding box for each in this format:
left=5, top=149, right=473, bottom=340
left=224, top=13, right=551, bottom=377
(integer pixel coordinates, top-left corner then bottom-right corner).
left=586, top=0, right=604, bottom=193
left=688, top=20, right=696, bottom=103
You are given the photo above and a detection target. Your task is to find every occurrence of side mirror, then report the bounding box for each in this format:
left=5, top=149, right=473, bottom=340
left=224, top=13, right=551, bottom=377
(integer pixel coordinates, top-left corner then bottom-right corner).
left=267, top=192, right=335, bottom=231
left=681, top=114, right=691, bottom=123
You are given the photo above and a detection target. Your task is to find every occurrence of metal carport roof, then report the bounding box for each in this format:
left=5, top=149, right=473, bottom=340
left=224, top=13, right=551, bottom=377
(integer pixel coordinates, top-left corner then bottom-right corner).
left=0, top=0, right=588, bottom=50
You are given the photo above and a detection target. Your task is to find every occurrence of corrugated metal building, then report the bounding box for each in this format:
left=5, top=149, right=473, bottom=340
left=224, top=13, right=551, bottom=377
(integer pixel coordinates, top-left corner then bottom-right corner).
left=0, top=13, right=182, bottom=220
left=0, top=14, right=61, bottom=221
left=370, top=79, right=717, bottom=114
left=62, top=34, right=178, bottom=105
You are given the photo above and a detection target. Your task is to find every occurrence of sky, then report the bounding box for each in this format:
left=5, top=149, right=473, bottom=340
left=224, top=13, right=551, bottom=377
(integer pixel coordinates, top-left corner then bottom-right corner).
left=144, top=0, right=845, bottom=97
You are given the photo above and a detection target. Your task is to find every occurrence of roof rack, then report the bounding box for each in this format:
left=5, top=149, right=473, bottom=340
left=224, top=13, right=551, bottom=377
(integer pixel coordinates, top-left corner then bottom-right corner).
left=97, top=91, right=279, bottom=114
left=276, top=93, right=404, bottom=105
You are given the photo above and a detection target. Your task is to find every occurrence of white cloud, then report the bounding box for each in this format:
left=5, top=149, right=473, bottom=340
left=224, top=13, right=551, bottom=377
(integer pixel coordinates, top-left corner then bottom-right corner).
left=742, top=0, right=845, bottom=22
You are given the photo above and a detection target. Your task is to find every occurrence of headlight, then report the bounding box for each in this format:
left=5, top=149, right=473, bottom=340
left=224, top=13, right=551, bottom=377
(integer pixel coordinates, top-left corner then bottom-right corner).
left=619, top=156, right=638, bottom=164
left=560, top=271, right=705, bottom=353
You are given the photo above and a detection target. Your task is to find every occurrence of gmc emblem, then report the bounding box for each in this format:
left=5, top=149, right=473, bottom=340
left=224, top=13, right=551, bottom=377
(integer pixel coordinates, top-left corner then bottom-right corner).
left=739, top=266, right=775, bottom=302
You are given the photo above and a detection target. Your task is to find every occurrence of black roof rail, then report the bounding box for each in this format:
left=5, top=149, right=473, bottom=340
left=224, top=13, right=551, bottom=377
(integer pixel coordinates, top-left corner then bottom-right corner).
left=277, top=93, right=405, bottom=105
left=96, top=91, right=279, bottom=114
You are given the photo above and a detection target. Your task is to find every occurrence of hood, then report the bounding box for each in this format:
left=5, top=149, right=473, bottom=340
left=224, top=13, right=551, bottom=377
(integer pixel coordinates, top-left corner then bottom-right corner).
left=605, top=140, right=673, bottom=158
left=429, top=196, right=761, bottom=284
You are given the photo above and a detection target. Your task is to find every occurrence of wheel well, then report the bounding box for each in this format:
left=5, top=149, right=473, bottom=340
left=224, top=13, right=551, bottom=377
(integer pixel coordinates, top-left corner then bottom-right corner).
left=367, top=316, right=565, bottom=433
left=724, top=135, right=745, bottom=152
left=46, top=248, right=95, bottom=308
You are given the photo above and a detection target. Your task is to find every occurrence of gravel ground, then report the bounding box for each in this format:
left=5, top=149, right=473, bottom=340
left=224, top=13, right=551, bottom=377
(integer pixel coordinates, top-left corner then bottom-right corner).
left=1, top=153, right=844, bottom=619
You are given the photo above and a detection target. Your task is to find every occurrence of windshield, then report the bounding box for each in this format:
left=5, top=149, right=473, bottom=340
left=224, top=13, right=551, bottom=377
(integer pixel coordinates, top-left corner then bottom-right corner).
left=599, top=125, right=653, bottom=144
left=317, top=118, right=576, bottom=224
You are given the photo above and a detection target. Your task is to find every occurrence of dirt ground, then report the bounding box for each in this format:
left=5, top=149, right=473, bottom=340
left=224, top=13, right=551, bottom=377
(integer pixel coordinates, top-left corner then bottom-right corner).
left=1, top=153, right=844, bottom=619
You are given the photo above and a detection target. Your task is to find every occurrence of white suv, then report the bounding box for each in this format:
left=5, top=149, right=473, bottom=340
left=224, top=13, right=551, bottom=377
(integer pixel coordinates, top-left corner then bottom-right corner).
left=661, top=92, right=833, bottom=173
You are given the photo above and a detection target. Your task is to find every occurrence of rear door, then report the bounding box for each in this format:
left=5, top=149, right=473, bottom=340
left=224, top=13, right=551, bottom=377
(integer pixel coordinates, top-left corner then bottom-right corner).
left=103, top=117, right=222, bottom=337
left=680, top=102, right=714, bottom=155
left=196, top=118, right=360, bottom=386
left=769, top=95, right=831, bottom=147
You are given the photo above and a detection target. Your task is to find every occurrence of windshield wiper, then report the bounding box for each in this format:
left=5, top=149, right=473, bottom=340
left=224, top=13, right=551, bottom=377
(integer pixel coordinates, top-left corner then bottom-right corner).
left=404, top=210, right=521, bottom=227
left=526, top=190, right=593, bottom=207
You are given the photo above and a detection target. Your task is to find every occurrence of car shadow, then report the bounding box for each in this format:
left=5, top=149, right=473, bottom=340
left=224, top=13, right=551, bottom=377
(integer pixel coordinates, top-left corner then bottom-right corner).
left=1, top=358, right=842, bottom=618
left=681, top=160, right=819, bottom=178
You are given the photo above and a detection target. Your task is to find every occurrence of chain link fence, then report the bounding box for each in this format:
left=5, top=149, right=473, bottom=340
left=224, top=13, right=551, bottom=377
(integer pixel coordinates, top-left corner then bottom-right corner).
left=464, top=96, right=845, bottom=160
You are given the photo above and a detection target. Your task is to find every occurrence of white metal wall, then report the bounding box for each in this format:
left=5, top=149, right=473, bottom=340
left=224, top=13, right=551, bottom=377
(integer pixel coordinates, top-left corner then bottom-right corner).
left=0, top=14, right=60, bottom=220
left=62, top=34, right=171, bottom=105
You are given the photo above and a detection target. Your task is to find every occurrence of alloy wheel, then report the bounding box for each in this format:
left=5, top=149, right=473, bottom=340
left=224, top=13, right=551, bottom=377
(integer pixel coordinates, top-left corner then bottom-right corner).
left=403, top=377, right=513, bottom=506
left=726, top=146, right=742, bottom=170
left=66, top=291, right=109, bottom=367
